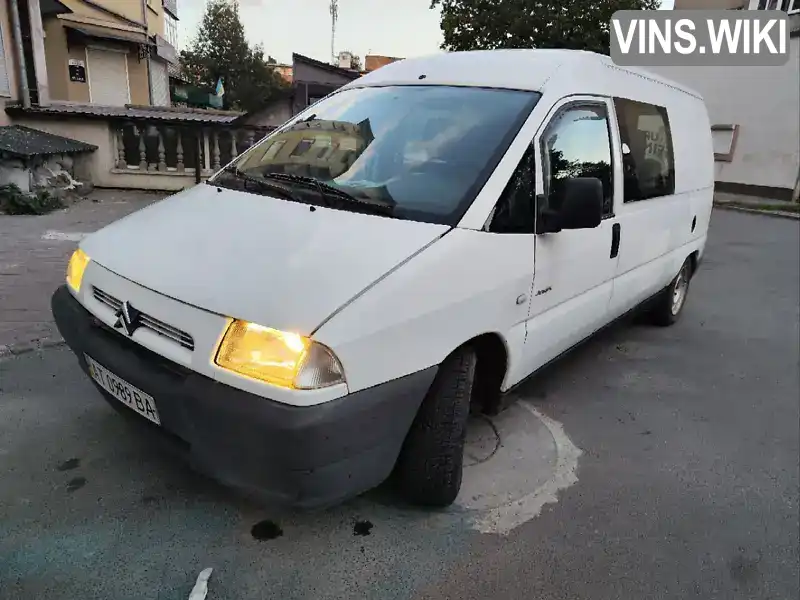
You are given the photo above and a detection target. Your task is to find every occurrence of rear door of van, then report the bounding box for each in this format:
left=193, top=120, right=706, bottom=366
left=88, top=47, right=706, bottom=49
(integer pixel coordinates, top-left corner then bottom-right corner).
left=606, top=97, right=692, bottom=320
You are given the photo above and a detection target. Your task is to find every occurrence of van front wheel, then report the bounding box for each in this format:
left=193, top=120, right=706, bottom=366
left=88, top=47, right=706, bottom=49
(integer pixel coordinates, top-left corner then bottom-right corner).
left=649, top=258, right=692, bottom=327
left=394, top=346, right=476, bottom=508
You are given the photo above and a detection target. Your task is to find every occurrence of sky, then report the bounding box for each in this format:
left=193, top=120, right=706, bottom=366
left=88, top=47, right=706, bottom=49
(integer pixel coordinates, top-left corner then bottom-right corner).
left=177, top=0, right=675, bottom=66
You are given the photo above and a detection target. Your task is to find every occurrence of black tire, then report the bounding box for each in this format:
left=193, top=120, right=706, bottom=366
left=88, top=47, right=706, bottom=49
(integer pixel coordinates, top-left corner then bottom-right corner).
left=394, top=346, right=476, bottom=508
left=648, top=258, right=692, bottom=327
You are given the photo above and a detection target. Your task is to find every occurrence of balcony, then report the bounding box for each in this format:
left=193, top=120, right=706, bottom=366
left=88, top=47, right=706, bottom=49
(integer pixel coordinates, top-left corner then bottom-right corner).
left=163, top=0, right=178, bottom=19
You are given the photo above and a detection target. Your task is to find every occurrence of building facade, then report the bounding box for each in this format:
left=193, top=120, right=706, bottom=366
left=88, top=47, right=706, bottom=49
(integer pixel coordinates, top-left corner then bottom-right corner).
left=42, top=0, right=179, bottom=107
left=648, top=0, right=799, bottom=199
left=0, top=0, right=179, bottom=112
left=0, top=0, right=260, bottom=195
left=240, top=53, right=362, bottom=129
left=241, top=52, right=405, bottom=129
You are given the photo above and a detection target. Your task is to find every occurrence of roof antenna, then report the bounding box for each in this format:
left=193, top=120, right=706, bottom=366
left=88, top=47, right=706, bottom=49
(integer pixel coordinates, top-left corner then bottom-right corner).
left=330, top=0, right=339, bottom=65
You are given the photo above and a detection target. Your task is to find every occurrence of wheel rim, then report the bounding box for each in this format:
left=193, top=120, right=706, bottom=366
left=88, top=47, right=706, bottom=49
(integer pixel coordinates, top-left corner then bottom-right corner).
left=671, top=265, right=689, bottom=315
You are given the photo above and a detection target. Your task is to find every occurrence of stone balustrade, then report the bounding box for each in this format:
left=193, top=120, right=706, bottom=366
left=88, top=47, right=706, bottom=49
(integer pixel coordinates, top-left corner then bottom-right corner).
left=112, top=123, right=272, bottom=181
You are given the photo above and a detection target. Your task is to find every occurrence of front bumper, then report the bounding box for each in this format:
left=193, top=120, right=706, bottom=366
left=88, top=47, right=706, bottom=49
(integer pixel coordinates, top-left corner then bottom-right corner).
left=51, top=285, right=436, bottom=508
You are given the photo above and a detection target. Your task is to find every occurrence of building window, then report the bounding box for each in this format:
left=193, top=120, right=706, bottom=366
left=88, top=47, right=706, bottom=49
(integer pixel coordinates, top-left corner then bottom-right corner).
left=86, top=48, right=131, bottom=106
left=290, top=139, right=315, bottom=157
left=757, top=0, right=799, bottom=12
left=164, top=14, right=179, bottom=48
left=259, top=140, right=286, bottom=162
left=0, top=20, right=11, bottom=98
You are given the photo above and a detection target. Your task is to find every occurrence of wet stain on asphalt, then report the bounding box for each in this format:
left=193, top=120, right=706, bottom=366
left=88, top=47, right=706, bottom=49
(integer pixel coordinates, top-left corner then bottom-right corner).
left=729, top=550, right=762, bottom=585
left=66, top=477, right=86, bottom=492
left=251, top=520, right=284, bottom=541
left=56, top=458, right=80, bottom=471
left=353, top=520, right=373, bottom=536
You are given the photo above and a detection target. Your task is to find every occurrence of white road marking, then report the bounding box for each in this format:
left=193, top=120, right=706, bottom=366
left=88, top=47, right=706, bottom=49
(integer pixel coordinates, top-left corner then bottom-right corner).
left=188, top=567, right=213, bottom=600
left=469, top=401, right=582, bottom=536
left=41, top=231, right=88, bottom=242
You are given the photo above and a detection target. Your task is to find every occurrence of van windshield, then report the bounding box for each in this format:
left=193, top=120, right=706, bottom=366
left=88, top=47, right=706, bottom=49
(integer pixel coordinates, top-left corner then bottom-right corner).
left=221, top=85, right=541, bottom=226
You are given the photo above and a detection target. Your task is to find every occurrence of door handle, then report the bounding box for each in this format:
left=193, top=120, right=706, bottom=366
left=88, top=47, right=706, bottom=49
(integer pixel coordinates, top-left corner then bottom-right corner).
left=610, top=223, right=621, bottom=259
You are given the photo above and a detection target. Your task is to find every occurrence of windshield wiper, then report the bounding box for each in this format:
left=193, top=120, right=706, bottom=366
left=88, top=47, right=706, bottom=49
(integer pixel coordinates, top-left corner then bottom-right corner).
left=215, top=166, right=302, bottom=203
left=261, top=172, right=395, bottom=216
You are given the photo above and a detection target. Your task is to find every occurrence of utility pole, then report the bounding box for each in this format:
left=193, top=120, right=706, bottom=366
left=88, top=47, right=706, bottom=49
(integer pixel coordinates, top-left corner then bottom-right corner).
left=330, top=0, right=338, bottom=65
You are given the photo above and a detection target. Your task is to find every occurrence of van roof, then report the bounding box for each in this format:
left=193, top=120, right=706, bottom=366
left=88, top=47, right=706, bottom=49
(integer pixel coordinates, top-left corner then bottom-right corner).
left=344, top=49, right=703, bottom=101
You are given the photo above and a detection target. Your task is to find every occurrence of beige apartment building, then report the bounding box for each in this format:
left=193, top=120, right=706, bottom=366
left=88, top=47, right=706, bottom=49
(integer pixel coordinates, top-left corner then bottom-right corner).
left=0, top=0, right=178, bottom=115
left=0, top=0, right=264, bottom=196
left=44, top=0, right=179, bottom=106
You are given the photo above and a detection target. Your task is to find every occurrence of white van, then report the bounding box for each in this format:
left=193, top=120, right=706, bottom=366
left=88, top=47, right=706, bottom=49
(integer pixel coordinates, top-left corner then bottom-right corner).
left=52, top=49, right=713, bottom=508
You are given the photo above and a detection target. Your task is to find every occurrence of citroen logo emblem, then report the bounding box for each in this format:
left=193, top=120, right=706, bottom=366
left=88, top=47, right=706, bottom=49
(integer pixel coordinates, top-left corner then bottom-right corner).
left=114, top=301, right=141, bottom=337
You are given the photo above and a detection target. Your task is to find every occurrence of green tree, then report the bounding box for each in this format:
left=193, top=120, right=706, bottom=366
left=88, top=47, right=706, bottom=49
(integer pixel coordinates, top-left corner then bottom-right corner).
left=180, top=0, right=287, bottom=112
left=431, top=0, right=660, bottom=55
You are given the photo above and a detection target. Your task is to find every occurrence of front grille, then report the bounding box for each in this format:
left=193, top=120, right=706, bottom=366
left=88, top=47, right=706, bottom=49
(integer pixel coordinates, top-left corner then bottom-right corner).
left=92, top=286, right=195, bottom=351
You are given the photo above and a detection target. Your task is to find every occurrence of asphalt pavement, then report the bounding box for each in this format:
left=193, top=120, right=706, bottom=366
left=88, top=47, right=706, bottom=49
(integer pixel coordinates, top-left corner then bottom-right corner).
left=0, top=190, right=162, bottom=353
left=0, top=209, right=798, bottom=600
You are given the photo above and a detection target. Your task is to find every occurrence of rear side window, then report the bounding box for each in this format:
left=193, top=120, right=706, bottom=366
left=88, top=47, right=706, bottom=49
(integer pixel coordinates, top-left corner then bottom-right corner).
left=614, top=98, right=675, bottom=202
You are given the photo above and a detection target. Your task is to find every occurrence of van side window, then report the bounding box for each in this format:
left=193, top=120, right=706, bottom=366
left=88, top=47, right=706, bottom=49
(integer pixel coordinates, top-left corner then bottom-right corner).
left=488, top=144, right=536, bottom=234
left=614, top=98, right=675, bottom=202
left=540, top=104, right=614, bottom=219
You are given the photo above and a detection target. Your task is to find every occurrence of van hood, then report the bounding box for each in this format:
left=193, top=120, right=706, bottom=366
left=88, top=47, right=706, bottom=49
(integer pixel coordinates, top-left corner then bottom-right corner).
left=81, top=184, right=448, bottom=334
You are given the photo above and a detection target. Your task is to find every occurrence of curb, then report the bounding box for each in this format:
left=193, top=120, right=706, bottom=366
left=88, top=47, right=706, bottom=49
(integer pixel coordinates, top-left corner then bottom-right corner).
left=713, top=204, right=800, bottom=220
left=0, top=336, right=66, bottom=362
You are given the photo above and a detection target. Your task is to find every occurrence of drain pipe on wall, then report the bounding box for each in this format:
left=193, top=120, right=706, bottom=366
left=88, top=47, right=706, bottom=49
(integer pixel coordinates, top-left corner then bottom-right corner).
left=9, top=0, right=31, bottom=108
left=140, top=0, right=153, bottom=105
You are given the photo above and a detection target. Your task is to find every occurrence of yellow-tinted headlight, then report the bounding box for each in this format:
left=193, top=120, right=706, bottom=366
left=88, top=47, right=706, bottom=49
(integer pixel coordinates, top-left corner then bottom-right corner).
left=214, top=320, right=345, bottom=390
left=66, top=248, right=90, bottom=292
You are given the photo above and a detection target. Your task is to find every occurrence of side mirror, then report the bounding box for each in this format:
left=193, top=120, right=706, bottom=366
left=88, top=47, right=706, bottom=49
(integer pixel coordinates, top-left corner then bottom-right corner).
left=540, top=177, right=604, bottom=232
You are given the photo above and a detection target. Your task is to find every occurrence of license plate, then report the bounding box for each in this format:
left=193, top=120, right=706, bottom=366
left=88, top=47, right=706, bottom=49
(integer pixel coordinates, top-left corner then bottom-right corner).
left=85, top=354, right=161, bottom=426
